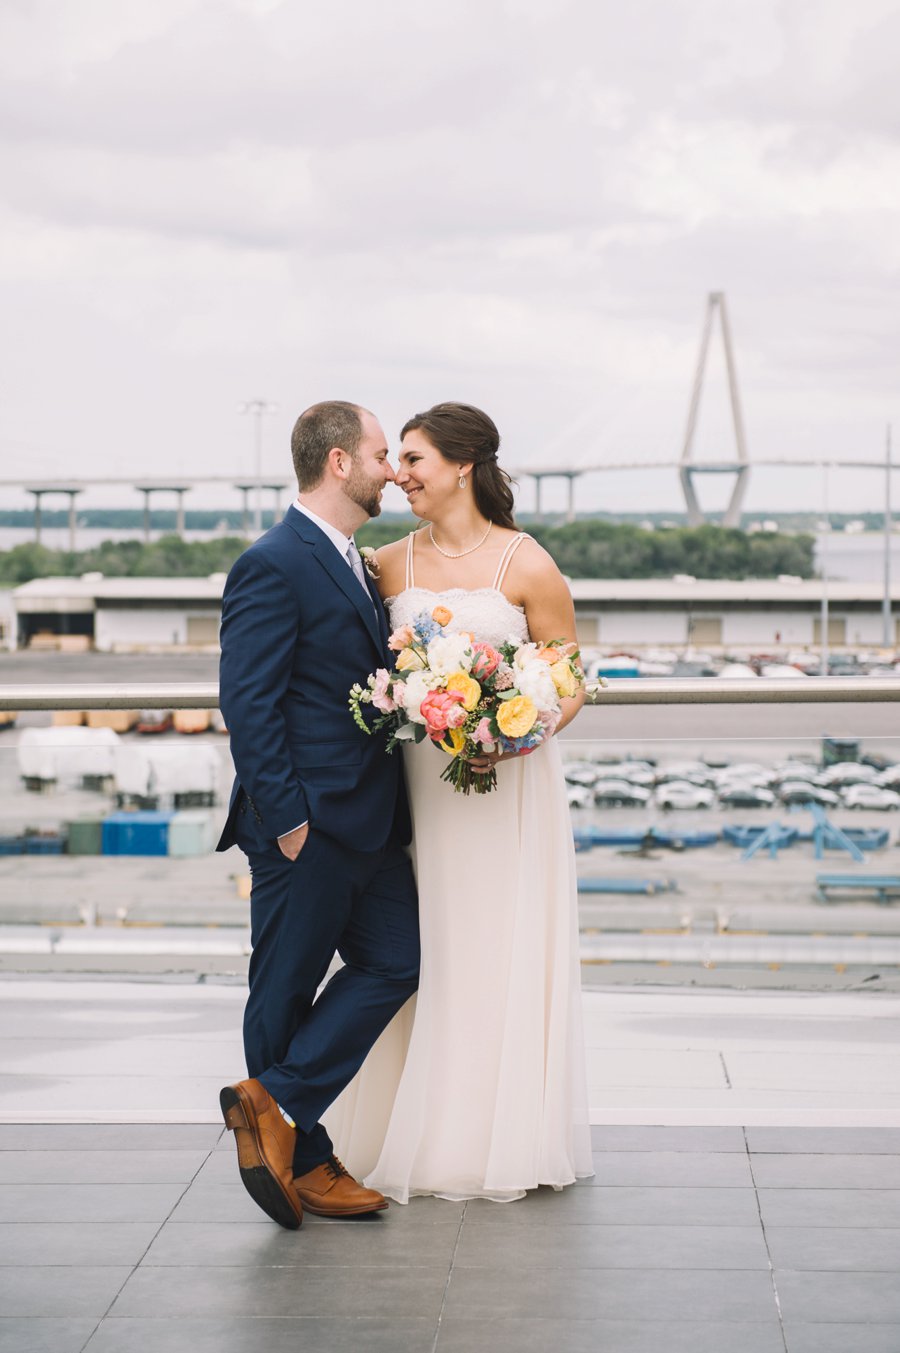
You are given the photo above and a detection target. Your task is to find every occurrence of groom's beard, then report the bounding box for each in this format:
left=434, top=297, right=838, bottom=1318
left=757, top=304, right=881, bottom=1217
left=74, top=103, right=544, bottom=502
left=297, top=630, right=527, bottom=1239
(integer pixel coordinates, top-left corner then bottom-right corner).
left=343, top=461, right=383, bottom=519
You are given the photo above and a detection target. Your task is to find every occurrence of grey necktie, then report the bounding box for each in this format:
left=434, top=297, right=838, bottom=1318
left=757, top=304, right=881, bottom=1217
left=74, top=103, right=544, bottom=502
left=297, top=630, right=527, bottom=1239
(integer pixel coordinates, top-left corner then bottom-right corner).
left=346, top=539, right=375, bottom=607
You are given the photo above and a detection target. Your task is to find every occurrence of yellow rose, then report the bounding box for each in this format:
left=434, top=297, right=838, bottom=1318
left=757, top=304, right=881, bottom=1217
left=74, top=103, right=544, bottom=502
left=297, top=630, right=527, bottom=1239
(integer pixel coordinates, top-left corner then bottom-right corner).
left=549, top=659, right=579, bottom=699
left=445, top=670, right=481, bottom=711
left=396, top=647, right=425, bottom=672
left=439, top=727, right=467, bottom=757
left=496, top=695, right=538, bottom=738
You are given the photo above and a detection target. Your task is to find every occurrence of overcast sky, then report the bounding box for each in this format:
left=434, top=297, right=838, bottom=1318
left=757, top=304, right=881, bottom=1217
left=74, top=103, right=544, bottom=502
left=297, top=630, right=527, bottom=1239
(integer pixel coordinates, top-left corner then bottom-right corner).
left=1, top=0, right=898, bottom=518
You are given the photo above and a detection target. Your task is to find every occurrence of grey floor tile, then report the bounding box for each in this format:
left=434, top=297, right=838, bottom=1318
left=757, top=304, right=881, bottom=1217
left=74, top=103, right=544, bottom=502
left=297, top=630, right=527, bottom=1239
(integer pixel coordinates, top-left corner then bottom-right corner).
left=438, top=1317, right=785, bottom=1353
left=784, top=1323, right=900, bottom=1353
left=591, top=1126, right=747, bottom=1153
left=111, top=1264, right=448, bottom=1320
left=0, top=1266, right=131, bottom=1318
left=168, top=1182, right=273, bottom=1224
left=145, top=1218, right=458, bottom=1267
left=759, top=1188, right=900, bottom=1228
left=768, top=1225, right=900, bottom=1271
left=465, top=1185, right=761, bottom=1226
left=444, top=1267, right=779, bottom=1323
left=0, top=1150, right=210, bottom=1186
left=0, top=1124, right=224, bottom=1151
left=589, top=1151, right=753, bottom=1187
left=0, top=1222, right=158, bottom=1266
left=454, top=1222, right=768, bottom=1270
left=777, top=1270, right=900, bottom=1323
left=751, top=1154, right=900, bottom=1189
left=747, top=1127, right=900, bottom=1156
left=0, top=1183, right=187, bottom=1224
left=0, top=1318, right=98, bottom=1353
left=85, top=1317, right=437, bottom=1353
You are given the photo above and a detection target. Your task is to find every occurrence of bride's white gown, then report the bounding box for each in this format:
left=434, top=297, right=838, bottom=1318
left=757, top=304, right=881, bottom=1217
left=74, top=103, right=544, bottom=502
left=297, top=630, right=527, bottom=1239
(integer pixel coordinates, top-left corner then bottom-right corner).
left=324, top=532, right=593, bottom=1202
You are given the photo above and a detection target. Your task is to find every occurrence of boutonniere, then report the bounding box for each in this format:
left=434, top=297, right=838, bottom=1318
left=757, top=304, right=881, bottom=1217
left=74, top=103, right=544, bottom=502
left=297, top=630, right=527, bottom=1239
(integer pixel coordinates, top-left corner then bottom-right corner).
left=359, top=546, right=380, bottom=579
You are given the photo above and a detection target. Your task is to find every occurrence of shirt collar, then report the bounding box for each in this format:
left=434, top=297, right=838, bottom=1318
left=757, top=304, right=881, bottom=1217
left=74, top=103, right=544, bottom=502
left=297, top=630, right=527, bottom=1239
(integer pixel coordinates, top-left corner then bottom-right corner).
left=293, top=498, right=353, bottom=561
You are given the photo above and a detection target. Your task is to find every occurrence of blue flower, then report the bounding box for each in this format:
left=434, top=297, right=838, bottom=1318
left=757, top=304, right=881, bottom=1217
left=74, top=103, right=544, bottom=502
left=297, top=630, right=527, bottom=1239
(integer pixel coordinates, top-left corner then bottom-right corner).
left=412, top=610, right=442, bottom=644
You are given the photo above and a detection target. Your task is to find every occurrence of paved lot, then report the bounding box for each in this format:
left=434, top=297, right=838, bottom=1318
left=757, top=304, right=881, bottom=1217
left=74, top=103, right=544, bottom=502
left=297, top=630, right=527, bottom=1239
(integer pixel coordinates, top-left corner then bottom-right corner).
left=1, top=979, right=899, bottom=1350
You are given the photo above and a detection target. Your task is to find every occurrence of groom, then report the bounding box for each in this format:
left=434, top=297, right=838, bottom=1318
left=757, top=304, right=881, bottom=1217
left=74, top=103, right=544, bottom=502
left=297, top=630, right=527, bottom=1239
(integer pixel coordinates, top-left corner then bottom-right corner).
left=216, top=400, right=418, bottom=1229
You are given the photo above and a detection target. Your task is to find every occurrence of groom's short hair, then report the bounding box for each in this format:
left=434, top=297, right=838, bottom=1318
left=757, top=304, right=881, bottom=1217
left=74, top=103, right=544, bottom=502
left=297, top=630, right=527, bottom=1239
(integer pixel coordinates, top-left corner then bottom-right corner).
left=292, top=401, right=366, bottom=490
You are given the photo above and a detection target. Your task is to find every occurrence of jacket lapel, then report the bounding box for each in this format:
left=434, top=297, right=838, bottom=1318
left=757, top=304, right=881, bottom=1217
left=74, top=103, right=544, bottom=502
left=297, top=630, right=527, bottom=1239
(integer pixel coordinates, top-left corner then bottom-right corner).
left=284, top=506, right=385, bottom=658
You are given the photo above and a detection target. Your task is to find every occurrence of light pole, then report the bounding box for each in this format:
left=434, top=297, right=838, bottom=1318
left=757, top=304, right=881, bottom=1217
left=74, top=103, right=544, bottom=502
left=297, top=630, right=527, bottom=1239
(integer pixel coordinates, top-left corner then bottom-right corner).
left=237, top=400, right=278, bottom=535
left=884, top=423, right=893, bottom=648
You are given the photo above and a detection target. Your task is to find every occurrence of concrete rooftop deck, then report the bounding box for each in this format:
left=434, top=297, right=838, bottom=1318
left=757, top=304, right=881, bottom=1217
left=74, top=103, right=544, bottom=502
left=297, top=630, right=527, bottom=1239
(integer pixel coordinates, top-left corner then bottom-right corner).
left=2, top=978, right=900, bottom=1352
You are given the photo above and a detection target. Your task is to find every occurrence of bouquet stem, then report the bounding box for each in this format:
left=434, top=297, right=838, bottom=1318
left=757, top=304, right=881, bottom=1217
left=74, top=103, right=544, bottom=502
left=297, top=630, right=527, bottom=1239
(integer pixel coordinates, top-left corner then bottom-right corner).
left=439, top=757, right=498, bottom=795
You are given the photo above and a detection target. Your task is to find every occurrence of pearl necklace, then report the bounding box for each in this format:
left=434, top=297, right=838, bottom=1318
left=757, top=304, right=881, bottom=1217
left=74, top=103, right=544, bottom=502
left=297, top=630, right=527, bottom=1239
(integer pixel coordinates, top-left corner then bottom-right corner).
left=428, top=521, right=493, bottom=558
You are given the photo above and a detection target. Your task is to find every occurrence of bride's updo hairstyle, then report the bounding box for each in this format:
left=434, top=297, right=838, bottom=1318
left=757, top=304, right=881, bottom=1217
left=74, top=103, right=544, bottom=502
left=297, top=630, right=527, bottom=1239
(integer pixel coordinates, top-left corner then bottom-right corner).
left=401, top=402, right=517, bottom=530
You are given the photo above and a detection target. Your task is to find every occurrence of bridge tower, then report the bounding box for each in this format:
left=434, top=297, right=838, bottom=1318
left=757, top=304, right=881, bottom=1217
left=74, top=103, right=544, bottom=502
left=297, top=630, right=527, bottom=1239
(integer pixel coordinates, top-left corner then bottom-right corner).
left=679, top=291, right=750, bottom=527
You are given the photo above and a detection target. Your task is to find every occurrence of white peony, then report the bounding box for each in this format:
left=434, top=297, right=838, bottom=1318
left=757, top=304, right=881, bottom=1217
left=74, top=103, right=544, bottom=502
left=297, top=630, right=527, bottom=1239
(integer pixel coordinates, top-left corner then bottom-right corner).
left=402, top=669, right=443, bottom=724
left=426, top=633, right=473, bottom=677
left=514, top=657, right=558, bottom=710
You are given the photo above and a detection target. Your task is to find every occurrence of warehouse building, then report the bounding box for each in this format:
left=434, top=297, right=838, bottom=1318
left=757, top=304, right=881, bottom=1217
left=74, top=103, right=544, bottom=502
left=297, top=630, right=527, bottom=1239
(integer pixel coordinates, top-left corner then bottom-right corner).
left=10, top=573, right=899, bottom=653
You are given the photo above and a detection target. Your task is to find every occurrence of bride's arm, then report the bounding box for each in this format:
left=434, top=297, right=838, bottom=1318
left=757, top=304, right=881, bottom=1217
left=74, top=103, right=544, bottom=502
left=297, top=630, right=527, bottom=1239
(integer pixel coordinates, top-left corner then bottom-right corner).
left=471, top=543, right=585, bottom=774
left=516, top=544, right=586, bottom=736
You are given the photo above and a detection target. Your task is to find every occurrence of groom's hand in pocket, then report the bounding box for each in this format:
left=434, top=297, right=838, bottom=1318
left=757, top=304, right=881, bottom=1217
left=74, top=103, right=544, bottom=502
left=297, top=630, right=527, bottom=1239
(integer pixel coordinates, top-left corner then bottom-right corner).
left=277, top=822, right=309, bottom=861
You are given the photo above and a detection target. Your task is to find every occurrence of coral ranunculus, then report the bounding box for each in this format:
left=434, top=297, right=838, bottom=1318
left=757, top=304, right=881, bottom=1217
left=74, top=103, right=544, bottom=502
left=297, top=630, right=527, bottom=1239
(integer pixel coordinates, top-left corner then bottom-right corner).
left=431, top=605, right=453, bottom=627
left=471, top=642, right=501, bottom=678
left=496, top=695, right=538, bottom=738
left=420, top=688, right=466, bottom=737
left=445, top=670, right=481, bottom=711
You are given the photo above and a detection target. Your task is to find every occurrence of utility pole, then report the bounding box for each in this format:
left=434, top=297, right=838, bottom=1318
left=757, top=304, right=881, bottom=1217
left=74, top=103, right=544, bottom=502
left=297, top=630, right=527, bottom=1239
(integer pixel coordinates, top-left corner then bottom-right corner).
left=884, top=423, right=893, bottom=648
left=237, top=400, right=278, bottom=534
left=820, top=465, right=830, bottom=677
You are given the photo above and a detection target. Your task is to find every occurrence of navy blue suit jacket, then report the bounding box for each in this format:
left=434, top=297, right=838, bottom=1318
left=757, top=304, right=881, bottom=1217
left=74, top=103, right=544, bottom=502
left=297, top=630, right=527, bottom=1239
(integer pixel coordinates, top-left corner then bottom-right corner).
left=216, top=506, right=409, bottom=854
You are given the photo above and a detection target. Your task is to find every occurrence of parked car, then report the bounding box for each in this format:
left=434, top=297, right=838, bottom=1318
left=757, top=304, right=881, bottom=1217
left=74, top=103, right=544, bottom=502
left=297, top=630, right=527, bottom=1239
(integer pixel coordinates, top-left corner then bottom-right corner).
left=655, top=781, right=715, bottom=810
left=566, top=784, right=594, bottom=809
left=717, top=785, right=776, bottom=809
left=771, top=761, right=819, bottom=784
left=777, top=781, right=840, bottom=807
left=564, top=762, right=600, bottom=787
left=875, top=766, right=900, bottom=789
left=841, top=784, right=900, bottom=811
left=594, top=763, right=656, bottom=786
left=593, top=780, right=652, bottom=807
left=655, top=761, right=716, bottom=787
left=819, top=763, right=879, bottom=787
left=715, top=762, right=773, bottom=785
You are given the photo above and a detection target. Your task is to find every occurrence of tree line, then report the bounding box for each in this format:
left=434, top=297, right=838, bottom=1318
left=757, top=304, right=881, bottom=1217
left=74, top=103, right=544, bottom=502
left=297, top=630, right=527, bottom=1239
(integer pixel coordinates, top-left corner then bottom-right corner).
left=0, top=521, right=815, bottom=586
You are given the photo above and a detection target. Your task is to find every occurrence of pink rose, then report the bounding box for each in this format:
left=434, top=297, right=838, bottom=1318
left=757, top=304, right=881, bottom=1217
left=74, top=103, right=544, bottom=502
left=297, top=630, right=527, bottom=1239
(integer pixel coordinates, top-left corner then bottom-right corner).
left=471, top=642, right=501, bottom=679
left=420, top=688, right=466, bottom=738
left=371, top=668, right=397, bottom=714
left=388, top=624, right=414, bottom=652
left=472, top=716, right=496, bottom=749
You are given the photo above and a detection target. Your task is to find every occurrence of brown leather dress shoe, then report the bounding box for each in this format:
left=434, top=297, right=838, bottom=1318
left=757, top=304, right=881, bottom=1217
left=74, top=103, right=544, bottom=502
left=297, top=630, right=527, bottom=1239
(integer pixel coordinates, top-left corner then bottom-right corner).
left=219, top=1079, right=303, bottom=1230
left=293, top=1156, right=388, bottom=1217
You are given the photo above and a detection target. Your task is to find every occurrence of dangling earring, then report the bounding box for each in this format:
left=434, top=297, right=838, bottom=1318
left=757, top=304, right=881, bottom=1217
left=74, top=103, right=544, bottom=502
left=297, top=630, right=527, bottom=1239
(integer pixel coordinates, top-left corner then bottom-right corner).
left=458, top=474, right=467, bottom=489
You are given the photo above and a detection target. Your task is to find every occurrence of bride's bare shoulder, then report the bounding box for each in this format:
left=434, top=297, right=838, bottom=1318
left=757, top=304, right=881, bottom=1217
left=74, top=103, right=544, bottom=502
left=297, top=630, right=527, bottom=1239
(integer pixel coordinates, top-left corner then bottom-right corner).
left=373, top=532, right=415, bottom=597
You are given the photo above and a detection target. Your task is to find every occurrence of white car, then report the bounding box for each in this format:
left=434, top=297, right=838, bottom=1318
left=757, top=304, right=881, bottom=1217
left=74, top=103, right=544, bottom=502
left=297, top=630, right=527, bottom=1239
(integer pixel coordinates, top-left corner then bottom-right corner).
left=592, top=780, right=652, bottom=807
left=564, top=762, right=600, bottom=788
left=841, top=784, right=900, bottom=811
left=715, top=762, right=773, bottom=786
left=594, top=763, right=657, bottom=786
left=771, top=762, right=819, bottom=784
left=655, top=781, right=715, bottom=810
left=819, top=763, right=879, bottom=787
left=717, top=784, right=776, bottom=809
left=777, top=781, right=840, bottom=807
left=566, top=784, right=595, bottom=809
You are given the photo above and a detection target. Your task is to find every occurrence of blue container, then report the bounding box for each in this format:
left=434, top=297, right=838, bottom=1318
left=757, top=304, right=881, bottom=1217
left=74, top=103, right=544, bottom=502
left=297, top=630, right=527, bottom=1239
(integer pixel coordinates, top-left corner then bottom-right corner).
left=102, top=811, right=174, bottom=857
left=0, top=836, right=24, bottom=855
left=23, top=835, right=65, bottom=855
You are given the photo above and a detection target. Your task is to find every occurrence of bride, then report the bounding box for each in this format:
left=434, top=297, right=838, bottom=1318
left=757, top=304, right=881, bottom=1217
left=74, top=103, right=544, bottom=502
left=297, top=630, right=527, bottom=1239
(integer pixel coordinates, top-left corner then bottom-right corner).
left=325, top=401, right=593, bottom=1202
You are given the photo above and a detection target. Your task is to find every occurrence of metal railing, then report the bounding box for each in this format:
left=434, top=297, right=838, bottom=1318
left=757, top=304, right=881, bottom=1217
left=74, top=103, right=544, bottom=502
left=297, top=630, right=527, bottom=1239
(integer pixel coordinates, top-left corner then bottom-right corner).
left=0, top=676, right=899, bottom=711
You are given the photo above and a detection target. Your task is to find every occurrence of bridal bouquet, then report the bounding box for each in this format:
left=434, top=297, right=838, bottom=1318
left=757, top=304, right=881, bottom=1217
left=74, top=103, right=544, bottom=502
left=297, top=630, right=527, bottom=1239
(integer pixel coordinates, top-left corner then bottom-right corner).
left=349, top=606, right=584, bottom=795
